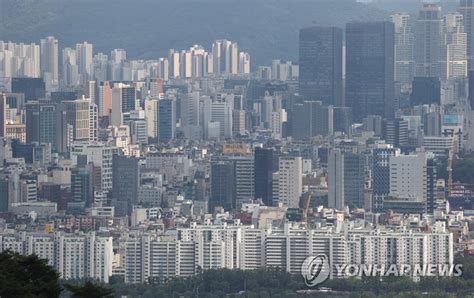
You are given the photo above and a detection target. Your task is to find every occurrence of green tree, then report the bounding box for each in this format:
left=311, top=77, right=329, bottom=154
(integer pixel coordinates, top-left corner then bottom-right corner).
left=64, top=281, right=113, bottom=298
left=0, top=250, right=61, bottom=298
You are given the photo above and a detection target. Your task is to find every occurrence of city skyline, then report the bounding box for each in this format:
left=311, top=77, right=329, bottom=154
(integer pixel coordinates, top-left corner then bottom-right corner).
left=1, top=0, right=474, bottom=296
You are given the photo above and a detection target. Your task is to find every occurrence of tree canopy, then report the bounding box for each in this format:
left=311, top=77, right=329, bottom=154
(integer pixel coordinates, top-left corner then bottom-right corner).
left=0, top=250, right=61, bottom=297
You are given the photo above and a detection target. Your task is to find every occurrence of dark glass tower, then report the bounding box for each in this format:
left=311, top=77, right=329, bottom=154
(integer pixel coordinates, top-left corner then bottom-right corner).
left=254, top=147, right=273, bottom=206
left=112, top=155, right=140, bottom=216
left=299, top=26, right=343, bottom=106
left=346, top=21, right=395, bottom=122
left=372, top=147, right=398, bottom=212
left=210, top=160, right=235, bottom=211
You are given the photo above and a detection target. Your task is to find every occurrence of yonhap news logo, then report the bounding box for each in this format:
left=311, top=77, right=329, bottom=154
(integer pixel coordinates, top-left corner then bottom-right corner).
left=301, top=254, right=331, bottom=287
left=301, top=254, right=463, bottom=287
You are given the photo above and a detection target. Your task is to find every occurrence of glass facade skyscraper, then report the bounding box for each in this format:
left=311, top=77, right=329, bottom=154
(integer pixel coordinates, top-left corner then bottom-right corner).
left=299, top=26, right=343, bottom=106
left=346, top=21, right=395, bottom=122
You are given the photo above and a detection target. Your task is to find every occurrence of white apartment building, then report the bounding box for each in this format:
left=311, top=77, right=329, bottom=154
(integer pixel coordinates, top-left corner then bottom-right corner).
left=0, top=232, right=113, bottom=283
left=117, top=222, right=453, bottom=283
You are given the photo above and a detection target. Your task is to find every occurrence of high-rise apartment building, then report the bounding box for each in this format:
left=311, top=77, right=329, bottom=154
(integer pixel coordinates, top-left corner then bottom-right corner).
left=40, top=36, right=59, bottom=87
left=75, top=42, right=93, bottom=83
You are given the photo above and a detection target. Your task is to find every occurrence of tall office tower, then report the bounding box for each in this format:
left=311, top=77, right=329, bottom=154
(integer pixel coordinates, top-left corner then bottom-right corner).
left=0, top=179, right=8, bottom=212
left=442, top=13, right=468, bottom=80
left=254, top=147, right=274, bottom=206
left=85, top=80, right=96, bottom=104
left=112, top=155, right=140, bottom=216
left=388, top=152, right=427, bottom=212
left=210, top=160, right=235, bottom=211
left=328, top=149, right=344, bottom=210
left=180, top=92, right=200, bottom=127
left=201, top=97, right=233, bottom=140
left=110, top=87, right=122, bottom=127
left=415, top=4, right=442, bottom=78
left=71, top=143, right=118, bottom=192
left=343, top=152, right=366, bottom=208
left=157, top=98, right=176, bottom=143
left=148, top=78, right=163, bottom=97
left=411, top=77, right=441, bottom=105
left=40, top=36, right=59, bottom=87
left=346, top=22, right=395, bottom=121
left=111, top=48, right=126, bottom=64
left=55, top=108, right=68, bottom=153
left=120, top=84, right=136, bottom=113
left=292, top=101, right=333, bottom=139
left=232, top=110, right=246, bottom=136
left=25, top=101, right=57, bottom=146
left=229, top=156, right=255, bottom=207
left=277, top=156, right=302, bottom=208
left=469, top=70, right=474, bottom=109
left=382, top=118, right=409, bottom=149
left=110, top=83, right=136, bottom=126
left=144, top=98, right=158, bottom=139
left=362, top=115, right=383, bottom=137
left=426, top=154, right=438, bottom=214
left=328, top=149, right=366, bottom=209
left=89, top=102, right=98, bottom=141
left=61, top=99, right=90, bottom=141
left=75, top=42, right=93, bottom=83
left=459, top=0, right=474, bottom=69
left=299, top=26, right=343, bottom=106
left=372, top=145, right=400, bottom=212
left=391, top=13, right=415, bottom=87
left=70, top=158, right=93, bottom=211
left=0, top=94, right=5, bottom=138
left=424, top=111, right=442, bottom=136
left=169, top=50, right=180, bottom=79
left=126, top=110, right=148, bottom=146
left=98, top=81, right=111, bottom=117
left=333, top=107, right=352, bottom=135
left=213, top=100, right=233, bottom=138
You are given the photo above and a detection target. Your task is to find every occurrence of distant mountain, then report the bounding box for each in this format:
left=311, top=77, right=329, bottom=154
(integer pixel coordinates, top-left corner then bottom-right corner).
left=0, top=0, right=388, bottom=66
left=367, top=0, right=458, bottom=13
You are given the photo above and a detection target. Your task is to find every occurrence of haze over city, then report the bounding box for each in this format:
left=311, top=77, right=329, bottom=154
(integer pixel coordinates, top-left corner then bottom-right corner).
left=0, top=0, right=473, bottom=297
